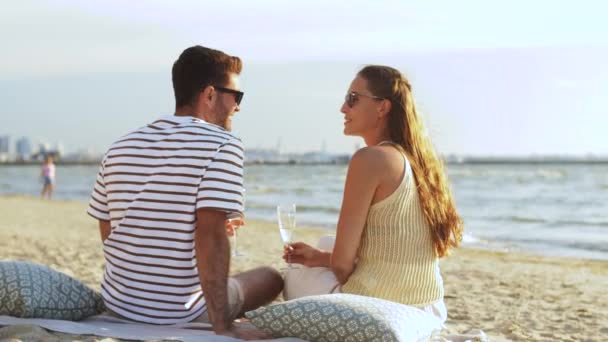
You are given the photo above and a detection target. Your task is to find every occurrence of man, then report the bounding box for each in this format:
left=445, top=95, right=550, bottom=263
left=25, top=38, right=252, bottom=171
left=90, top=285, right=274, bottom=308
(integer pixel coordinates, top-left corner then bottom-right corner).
left=87, top=45, right=283, bottom=339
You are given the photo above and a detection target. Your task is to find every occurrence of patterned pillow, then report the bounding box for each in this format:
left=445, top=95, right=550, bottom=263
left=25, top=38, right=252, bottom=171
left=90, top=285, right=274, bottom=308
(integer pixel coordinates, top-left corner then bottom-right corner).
left=0, top=261, right=104, bottom=321
left=245, top=294, right=443, bottom=342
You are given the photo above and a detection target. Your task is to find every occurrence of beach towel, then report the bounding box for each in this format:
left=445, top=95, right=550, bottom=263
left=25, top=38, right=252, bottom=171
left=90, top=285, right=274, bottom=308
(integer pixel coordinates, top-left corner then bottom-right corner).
left=0, top=314, right=305, bottom=342
left=0, top=314, right=489, bottom=341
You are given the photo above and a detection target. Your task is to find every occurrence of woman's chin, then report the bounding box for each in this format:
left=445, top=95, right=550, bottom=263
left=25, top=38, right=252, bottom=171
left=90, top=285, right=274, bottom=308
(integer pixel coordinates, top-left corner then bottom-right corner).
left=343, top=129, right=357, bottom=137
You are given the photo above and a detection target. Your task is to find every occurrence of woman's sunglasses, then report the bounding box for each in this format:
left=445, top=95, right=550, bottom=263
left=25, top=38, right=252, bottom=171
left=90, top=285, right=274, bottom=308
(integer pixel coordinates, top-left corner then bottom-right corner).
left=215, top=86, right=244, bottom=105
left=345, top=91, right=385, bottom=108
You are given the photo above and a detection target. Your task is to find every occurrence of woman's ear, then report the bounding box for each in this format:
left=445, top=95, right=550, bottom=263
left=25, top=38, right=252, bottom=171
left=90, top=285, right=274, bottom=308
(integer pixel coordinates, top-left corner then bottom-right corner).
left=378, top=99, right=392, bottom=118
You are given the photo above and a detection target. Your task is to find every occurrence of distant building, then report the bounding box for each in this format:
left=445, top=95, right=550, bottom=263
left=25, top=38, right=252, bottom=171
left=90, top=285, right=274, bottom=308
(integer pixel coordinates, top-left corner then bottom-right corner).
left=246, top=148, right=286, bottom=164
left=293, top=151, right=334, bottom=164
left=32, top=142, right=63, bottom=161
left=290, top=151, right=351, bottom=164
left=16, top=137, right=32, bottom=161
left=0, top=136, right=9, bottom=154
left=245, top=147, right=350, bottom=165
left=62, top=147, right=102, bottom=163
left=0, top=135, right=10, bottom=162
left=39, top=142, right=51, bottom=155
left=55, top=142, right=65, bottom=157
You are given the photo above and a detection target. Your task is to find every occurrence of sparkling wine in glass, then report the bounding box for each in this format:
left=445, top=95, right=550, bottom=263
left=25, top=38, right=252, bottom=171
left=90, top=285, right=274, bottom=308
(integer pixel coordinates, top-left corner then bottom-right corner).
left=228, top=189, right=246, bottom=257
left=277, top=204, right=296, bottom=268
left=227, top=212, right=244, bottom=257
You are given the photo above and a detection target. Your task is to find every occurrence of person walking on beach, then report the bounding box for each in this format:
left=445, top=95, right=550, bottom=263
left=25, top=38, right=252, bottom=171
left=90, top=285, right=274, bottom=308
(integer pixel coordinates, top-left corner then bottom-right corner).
left=40, top=155, right=55, bottom=199
left=283, top=65, right=463, bottom=324
left=87, top=45, right=282, bottom=340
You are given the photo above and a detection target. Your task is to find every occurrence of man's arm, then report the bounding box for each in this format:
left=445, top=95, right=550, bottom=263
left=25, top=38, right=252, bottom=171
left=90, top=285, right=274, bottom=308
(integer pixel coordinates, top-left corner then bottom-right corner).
left=195, top=208, right=231, bottom=334
left=99, top=220, right=111, bottom=242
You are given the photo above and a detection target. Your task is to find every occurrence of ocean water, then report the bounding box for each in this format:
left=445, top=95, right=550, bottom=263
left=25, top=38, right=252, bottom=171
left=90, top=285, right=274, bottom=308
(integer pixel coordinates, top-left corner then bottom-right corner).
left=1, top=163, right=607, bottom=260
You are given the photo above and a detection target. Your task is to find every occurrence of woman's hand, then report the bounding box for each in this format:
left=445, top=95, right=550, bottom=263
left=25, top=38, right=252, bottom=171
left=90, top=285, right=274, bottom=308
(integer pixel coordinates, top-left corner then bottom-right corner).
left=283, top=242, right=325, bottom=267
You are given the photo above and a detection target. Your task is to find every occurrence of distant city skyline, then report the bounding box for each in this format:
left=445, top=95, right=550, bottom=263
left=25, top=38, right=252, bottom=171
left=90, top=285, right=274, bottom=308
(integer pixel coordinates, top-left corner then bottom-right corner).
left=2, top=132, right=607, bottom=166
left=1, top=1, right=607, bottom=156
left=1, top=132, right=607, bottom=162
left=0, top=134, right=84, bottom=162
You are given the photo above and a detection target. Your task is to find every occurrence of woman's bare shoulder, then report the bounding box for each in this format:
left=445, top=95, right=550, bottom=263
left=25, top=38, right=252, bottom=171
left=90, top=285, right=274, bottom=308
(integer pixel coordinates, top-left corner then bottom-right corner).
left=349, top=146, right=396, bottom=172
left=354, top=145, right=401, bottom=161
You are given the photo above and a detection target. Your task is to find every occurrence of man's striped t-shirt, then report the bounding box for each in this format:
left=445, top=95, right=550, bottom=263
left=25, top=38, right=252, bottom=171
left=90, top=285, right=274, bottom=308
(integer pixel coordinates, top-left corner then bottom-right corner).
left=87, top=115, right=244, bottom=325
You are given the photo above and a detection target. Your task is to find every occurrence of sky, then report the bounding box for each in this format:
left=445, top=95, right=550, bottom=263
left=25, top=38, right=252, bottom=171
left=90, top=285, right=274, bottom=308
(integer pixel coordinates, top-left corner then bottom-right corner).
left=1, top=0, right=607, bottom=156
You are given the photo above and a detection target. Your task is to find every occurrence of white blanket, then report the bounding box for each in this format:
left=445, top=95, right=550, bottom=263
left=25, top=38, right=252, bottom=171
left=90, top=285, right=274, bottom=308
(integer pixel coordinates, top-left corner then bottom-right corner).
left=0, top=315, right=305, bottom=342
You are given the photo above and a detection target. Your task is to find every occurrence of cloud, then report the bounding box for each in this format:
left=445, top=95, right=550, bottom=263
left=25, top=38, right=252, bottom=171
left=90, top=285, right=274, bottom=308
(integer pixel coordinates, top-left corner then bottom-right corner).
left=2, top=0, right=607, bottom=78
left=556, top=79, right=578, bottom=88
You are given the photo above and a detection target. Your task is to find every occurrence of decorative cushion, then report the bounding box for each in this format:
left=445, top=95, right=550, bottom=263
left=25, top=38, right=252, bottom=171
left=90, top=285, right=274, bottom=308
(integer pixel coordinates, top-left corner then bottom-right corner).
left=245, top=294, right=443, bottom=342
left=0, top=261, right=104, bottom=321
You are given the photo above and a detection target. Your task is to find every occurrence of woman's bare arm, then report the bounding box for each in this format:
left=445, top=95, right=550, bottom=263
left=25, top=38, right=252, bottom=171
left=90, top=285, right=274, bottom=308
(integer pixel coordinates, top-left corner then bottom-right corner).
left=331, top=147, right=381, bottom=284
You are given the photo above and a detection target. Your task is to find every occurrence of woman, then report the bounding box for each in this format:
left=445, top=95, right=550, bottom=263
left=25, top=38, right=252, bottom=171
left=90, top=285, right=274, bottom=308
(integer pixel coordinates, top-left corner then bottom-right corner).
left=283, top=65, right=463, bottom=322
left=40, top=155, right=56, bottom=199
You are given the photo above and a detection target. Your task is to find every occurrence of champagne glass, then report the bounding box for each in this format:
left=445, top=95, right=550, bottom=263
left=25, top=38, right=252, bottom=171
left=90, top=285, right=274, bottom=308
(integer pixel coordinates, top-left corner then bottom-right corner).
left=277, top=204, right=296, bottom=268
left=228, top=189, right=246, bottom=257
left=227, top=212, right=244, bottom=257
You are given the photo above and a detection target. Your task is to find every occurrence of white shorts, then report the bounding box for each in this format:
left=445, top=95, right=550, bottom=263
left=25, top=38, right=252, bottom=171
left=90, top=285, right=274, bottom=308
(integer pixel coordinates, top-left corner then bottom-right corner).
left=193, top=277, right=245, bottom=323
left=283, top=235, right=447, bottom=324
left=105, top=277, right=245, bottom=324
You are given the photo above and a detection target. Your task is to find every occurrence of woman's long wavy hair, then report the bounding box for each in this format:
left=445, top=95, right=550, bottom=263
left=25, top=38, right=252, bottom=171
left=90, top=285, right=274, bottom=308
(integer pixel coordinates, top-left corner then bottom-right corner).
left=358, top=65, right=463, bottom=257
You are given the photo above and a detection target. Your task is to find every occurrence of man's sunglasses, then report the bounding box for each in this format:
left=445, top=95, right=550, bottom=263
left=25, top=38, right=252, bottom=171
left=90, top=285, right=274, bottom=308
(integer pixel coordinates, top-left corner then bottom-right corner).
left=215, top=86, right=244, bottom=106
left=345, top=91, right=385, bottom=108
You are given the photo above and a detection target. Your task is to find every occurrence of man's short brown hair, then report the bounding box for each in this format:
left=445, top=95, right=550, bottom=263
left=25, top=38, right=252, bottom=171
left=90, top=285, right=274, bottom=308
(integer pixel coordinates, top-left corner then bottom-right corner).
left=172, top=45, right=242, bottom=108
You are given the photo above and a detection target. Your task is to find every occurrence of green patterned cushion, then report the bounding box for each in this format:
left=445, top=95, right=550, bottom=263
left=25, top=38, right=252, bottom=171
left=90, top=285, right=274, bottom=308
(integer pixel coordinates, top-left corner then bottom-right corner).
left=0, top=261, right=104, bottom=321
left=245, top=294, right=443, bottom=342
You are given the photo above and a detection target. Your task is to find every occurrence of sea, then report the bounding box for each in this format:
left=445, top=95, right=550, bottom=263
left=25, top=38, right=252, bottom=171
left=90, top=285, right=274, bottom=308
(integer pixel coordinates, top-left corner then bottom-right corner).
left=1, top=163, right=607, bottom=260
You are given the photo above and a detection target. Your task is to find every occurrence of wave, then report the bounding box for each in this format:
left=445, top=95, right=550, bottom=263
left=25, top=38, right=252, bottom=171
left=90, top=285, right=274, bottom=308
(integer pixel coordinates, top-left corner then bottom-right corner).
left=481, top=215, right=608, bottom=227
left=293, top=187, right=312, bottom=194
left=247, top=185, right=280, bottom=194
left=553, top=219, right=608, bottom=228
left=535, top=169, right=567, bottom=180
left=449, top=167, right=568, bottom=181
left=247, top=185, right=339, bottom=195
left=508, top=216, right=547, bottom=224
left=244, top=203, right=276, bottom=210
left=499, top=237, right=608, bottom=253
left=296, top=205, right=340, bottom=214
left=75, top=190, right=93, bottom=197
left=461, top=233, right=480, bottom=244
left=245, top=203, right=340, bottom=214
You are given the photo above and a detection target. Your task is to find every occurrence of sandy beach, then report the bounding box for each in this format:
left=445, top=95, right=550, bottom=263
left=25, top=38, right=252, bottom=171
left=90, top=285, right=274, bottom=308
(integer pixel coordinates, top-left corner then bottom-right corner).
left=0, top=195, right=606, bottom=341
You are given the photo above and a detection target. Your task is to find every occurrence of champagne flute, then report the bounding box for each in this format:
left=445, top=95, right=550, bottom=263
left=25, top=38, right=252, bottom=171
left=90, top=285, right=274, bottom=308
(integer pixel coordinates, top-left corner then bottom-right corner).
left=228, top=189, right=246, bottom=257
left=227, top=212, right=244, bottom=257
left=277, top=204, right=296, bottom=268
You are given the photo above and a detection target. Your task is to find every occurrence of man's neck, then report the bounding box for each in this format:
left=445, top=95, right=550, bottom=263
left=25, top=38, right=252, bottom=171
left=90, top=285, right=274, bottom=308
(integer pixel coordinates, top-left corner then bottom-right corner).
left=174, top=105, right=197, bottom=118
left=175, top=106, right=215, bottom=123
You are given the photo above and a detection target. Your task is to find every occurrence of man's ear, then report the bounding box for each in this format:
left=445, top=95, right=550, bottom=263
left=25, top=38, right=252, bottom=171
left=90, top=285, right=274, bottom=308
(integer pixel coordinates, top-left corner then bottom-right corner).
left=200, top=85, right=215, bottom=105
left=378, top=99, right=392, bottom=118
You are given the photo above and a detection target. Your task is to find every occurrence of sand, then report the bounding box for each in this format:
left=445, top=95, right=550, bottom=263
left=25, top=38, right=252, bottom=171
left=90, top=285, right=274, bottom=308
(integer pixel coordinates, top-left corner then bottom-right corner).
left=0, top=195, right=606, bottom=341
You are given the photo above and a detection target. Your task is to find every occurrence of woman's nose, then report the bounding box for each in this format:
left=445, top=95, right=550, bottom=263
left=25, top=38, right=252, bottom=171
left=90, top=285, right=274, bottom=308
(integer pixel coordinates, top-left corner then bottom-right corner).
left=340, top=102, right=349, bottom=114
